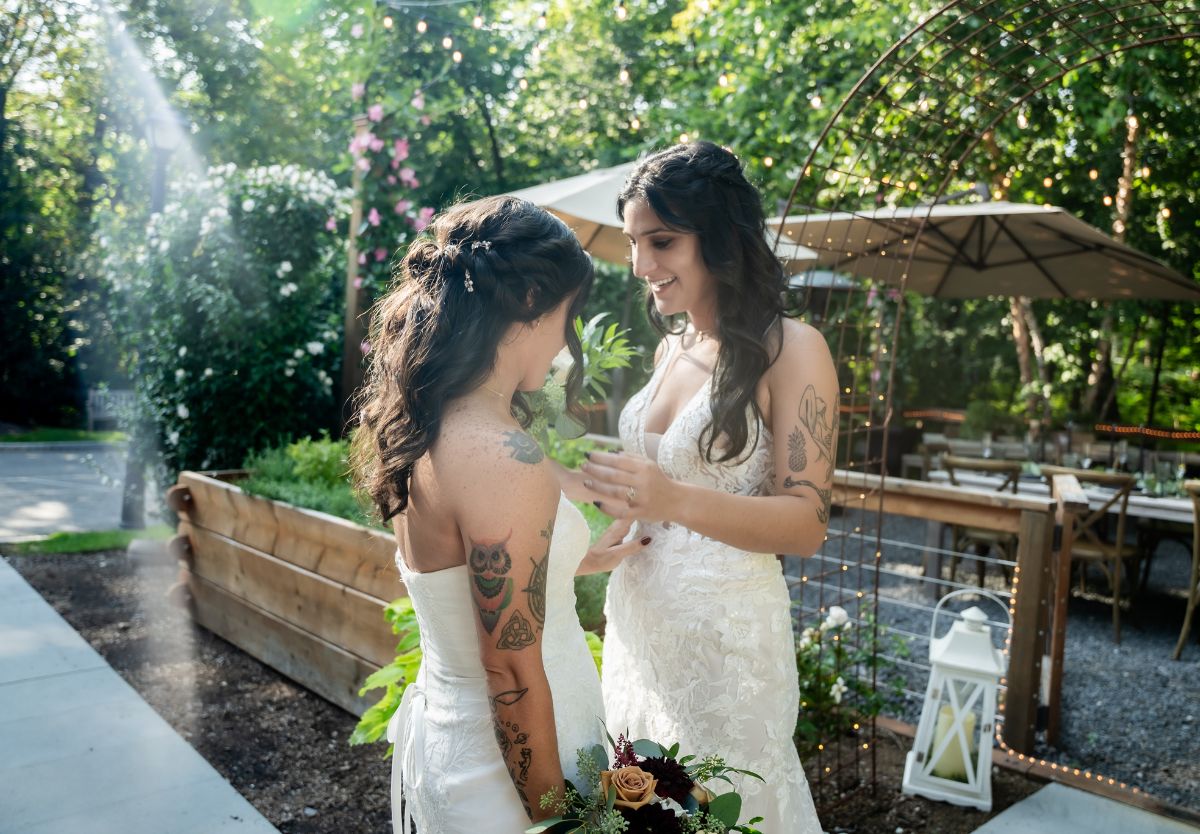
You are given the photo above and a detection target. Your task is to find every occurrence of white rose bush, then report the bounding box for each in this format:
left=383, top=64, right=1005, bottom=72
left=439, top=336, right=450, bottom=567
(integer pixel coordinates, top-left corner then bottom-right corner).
left=96, top=163, right=351, bottom=477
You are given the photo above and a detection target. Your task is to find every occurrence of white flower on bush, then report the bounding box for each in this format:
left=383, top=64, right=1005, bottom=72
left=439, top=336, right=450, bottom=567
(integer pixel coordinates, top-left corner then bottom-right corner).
left=158, top=239, right=170, bottom=253
left=292, top=348, right=304, bottom=359
left=821, top=605, right=850, bottom=632
left=176, top=404, right=190, bottom=420
left=178, top=346, right=187, bottom=357
left=242, top=198, right=256, bottom=212
left=175, top=368, right=186, bottom=382
left=203, top=367, right=213, bottom=378
left=166, top=430, right=180, bottom=447
left=305, top=341, right=324, bottom=355
left=830, top=676, right=848, bottom=704
left=279, top=282, right=298, bottom=297
left=284, top=367, right=295, bottom=377
left=276, top=260, right=293, bottom=277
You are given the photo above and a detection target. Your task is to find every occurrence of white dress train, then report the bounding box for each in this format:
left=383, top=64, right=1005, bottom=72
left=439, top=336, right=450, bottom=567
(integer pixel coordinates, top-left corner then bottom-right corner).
left=389, top=493, right=605, bottom=833
left=602, top=338, right=823, bottom=834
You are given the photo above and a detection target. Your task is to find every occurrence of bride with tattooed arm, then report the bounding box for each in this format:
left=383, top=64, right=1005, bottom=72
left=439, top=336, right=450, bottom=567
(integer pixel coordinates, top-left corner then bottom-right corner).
left=560, top=142, right=837, bottom=833
left=351, top=196, right=648, bottom=833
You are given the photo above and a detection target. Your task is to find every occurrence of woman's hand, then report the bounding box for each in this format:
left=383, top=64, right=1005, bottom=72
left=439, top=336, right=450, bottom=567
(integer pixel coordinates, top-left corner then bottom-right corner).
left=577, top=517, right=652, bottom=575
left=580, top=450, right=680, bottom=524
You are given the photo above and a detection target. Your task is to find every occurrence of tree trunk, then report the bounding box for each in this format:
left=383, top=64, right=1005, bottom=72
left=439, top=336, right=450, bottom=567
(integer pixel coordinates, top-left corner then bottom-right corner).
left=1084, top=112, right=1139, bottom=415
left=1018, top=297, right=1053, bottom=430
left=1008, top=296, right=1036, bottom=422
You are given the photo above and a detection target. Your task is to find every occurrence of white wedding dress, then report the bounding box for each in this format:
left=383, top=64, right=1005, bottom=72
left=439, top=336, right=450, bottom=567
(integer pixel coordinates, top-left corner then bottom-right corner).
left=388, top=492, right=605, bottom=833
left=602, top=338, right=823, bottom=834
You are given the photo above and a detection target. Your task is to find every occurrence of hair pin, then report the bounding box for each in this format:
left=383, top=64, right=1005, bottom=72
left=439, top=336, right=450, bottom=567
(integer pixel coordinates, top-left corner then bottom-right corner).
left=463, top=269, right=475, bottom=293
left=471, top=240, right=492, bottom=251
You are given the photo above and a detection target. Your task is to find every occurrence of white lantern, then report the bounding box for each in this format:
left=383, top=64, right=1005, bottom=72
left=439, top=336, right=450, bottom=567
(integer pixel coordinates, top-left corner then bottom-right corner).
left=902, top=590, right=1010, bottom=811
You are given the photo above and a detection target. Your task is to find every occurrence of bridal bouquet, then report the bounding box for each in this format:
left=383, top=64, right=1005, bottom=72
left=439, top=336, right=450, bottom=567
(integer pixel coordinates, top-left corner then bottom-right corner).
left=527, top=733, right=764, bottom=834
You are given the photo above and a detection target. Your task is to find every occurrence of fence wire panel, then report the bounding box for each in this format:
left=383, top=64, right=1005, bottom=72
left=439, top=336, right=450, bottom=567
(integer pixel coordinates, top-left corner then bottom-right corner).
left=775, top=0, right=1200, bottom=810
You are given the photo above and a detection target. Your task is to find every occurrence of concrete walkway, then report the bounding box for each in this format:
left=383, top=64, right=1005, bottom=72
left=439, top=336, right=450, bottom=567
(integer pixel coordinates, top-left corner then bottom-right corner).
left=0, top=555, right=280, bottom=834
left=0, top=443, right=132, bottom=541
left=972, top=782, right=1200, bottom=834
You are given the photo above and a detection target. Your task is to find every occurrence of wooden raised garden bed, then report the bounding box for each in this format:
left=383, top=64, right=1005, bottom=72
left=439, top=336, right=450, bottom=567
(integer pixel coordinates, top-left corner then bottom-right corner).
left=165, top=470, right=405, bottom=716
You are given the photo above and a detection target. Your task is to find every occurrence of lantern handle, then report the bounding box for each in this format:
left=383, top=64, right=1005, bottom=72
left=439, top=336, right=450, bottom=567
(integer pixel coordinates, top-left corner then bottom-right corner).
left=929, top=588, right=1012, bottom=647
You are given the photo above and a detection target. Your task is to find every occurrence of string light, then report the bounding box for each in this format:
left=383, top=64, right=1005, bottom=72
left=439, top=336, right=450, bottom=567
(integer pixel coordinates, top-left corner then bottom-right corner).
left=1140, top=165, right=1151, bottom=178
left=452, top=49, right=463, bottom=63
left=810, top=94, right=823, bottom=108
left=536, top=8, right=547, bottom=29
left=1016, top=110, right=1029, bottom=129
left=1161, top=207, right=1171, bottom=219
left=442, top=35, right=453, bottom=49
left=416, top=17, right=427, bottom=33
left=615, top=0, right=628, bottom=21
left=383, top=15, right=393, bottom=28
left=472, top=12, right=483, bottom=28
left=518, top=78, right=528, bottom=90
left=679, top=132, right=690, bottom=143
left=618, top=65, right=630, bottom=83
left=630, top=116, right=640, bottom=130
left=1088, top=168, right=1098, bottom=180
left=1042, top=176, right=1053, bottom=188
left=578, top=97, right=588, bottom=110
left=763, top=156, right=774, bottom=167
left=1103, top=195, right=1113, bottom=206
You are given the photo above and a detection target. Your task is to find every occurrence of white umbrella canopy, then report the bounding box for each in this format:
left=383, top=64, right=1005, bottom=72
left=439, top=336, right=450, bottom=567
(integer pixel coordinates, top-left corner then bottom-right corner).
left=768, top=201, right=1200, bottom=301
left=508, top=160, right=818, bottom=269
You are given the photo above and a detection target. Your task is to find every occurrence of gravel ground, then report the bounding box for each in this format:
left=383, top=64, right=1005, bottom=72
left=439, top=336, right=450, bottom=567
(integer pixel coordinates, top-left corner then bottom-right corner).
left=790, top=507, right=1200, bottom=811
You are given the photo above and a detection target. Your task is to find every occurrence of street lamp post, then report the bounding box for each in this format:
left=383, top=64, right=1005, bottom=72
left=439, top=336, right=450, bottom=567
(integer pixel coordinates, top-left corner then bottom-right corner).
left=120, top=108, right=187, bottom=529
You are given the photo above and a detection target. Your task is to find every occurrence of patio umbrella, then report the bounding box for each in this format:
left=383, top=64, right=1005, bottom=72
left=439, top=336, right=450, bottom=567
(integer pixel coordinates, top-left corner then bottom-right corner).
left=768, top=201, right=1200, bottom=301
left=508, top=161, right=818, bottom=268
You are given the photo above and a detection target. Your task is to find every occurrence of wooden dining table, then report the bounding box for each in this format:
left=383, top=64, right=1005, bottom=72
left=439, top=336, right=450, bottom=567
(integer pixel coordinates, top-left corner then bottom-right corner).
left=926, top=468, right=1195, bottom=524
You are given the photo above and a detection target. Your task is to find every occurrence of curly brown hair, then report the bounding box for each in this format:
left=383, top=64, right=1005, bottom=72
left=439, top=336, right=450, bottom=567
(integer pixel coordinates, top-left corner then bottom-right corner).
left=351, top=195, right=594, bottom=522
left=618, top=141, right=797, bottom=464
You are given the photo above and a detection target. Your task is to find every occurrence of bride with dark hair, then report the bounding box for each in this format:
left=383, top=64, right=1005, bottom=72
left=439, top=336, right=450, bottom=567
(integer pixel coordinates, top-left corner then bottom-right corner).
left=351, top=195, right=648, bottom=832
left=575, top=142, right=835, bottom=833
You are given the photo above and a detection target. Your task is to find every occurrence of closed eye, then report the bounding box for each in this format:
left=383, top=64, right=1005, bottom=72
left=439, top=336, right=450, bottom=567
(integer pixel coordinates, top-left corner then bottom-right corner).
left=651, top=238, right=673, bottom=250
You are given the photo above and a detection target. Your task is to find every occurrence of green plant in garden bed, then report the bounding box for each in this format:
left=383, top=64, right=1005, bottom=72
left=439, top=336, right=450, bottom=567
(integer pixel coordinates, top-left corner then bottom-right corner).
left=794, top=606, right=908, bottom=757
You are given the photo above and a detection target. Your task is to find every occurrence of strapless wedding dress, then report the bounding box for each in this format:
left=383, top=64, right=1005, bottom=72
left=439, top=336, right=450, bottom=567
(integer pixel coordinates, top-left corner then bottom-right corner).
left=602, top=339, right=822, bottom=834
left=389, top=492, right=604, bottom=833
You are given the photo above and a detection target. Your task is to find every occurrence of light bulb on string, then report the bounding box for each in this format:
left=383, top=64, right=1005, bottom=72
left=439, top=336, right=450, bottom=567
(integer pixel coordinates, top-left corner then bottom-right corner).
left=1160, top=207, right=1171, bottom=219
left=452, top=50, right=463, bottom=63
left=537, top=7, right=547, bottom=28
left=618, top=66, right=630, bottom=83
left=679, top=132, right=690, bottom=143
left=1017, top=110, right=1028, bottom=129
left=630, top=116, right=640, bottom=130
left=810, top=94, right=822, bottom=108
left=763, top=156, right=774, bottom=168
left=383, top=15, right=393, bottom=28
left=1140, top=165, right=1151, bottom=178
left=442, top=35, right=453, bottom=49
left=1103, top=195, right=1113, bottom=206
left=616, top=0, right=627, bottom=21
left=518, top=78, right=528, bottom=90
left=473, top=13, right=483, bottom=29
left=578, top=97, right=588, bottom=110
left=1088, top=168, right=1099, bottom=180
left=416, top=17, right=427, bottom=33
left=1042, top=176, right=1053, bottom=188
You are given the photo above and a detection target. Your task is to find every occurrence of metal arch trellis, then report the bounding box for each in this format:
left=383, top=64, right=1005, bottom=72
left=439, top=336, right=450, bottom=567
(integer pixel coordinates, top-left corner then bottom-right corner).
left=773, top=0, right=1200, bottom=811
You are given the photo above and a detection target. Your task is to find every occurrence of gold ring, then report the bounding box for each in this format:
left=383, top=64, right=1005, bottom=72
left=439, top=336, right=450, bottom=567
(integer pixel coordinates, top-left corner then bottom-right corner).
left=626, top=486, right=637, bottom=503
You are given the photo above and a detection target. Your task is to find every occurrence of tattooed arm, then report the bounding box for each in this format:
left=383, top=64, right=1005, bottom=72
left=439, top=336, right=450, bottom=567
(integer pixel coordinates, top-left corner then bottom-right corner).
left=460, top=448, right=564, bottom=821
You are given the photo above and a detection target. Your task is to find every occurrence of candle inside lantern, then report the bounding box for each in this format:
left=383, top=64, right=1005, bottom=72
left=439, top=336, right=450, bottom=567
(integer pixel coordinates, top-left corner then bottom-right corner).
left=929, top=704, right=977, bottom=781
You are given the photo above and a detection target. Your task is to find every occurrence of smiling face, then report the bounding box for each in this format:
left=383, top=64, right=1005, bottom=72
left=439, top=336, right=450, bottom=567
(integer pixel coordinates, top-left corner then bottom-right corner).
left=622, top=198, right=718, bottom=322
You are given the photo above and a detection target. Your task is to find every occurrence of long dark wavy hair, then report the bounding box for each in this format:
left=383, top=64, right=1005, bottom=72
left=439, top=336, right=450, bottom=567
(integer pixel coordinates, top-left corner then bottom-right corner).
left=618, top=140, right=793, bottom=464
left=351, top=195, right=594, bottom=522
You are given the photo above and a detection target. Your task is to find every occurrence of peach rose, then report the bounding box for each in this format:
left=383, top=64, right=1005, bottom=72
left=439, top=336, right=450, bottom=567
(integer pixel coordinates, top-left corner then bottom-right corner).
left=600, top=766, right=658, bottom=811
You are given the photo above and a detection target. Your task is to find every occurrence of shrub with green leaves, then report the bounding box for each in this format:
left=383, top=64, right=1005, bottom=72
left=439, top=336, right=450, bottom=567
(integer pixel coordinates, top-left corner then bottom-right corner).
left=96, top=163, right=351, bottom=479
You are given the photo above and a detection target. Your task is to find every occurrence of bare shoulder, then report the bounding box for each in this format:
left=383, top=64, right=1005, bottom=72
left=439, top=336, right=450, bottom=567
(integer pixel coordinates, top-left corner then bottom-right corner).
left=435, top=412, right=559, bottom=528
left=770, top=318, right=835, bottom=376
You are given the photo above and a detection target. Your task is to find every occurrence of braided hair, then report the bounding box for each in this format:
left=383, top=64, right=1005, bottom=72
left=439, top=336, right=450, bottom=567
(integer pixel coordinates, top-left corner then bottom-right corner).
left=618, top=140, right=792, bottom=464
left=352, top=195, right=594, bottom=520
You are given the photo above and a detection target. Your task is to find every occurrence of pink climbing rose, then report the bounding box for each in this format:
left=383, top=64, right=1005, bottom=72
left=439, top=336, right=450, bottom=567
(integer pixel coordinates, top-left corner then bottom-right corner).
left=369, top=136, right=384, bottom=153
left=411, top=92, right=425, bottom=110
left=367, top=103, right=384, bottom=123
left=399, top=167, right=419, bottom=187
left=375, top=247, right=389, bottom=262
left=351, top=82, right=365, bottom=101
left=394, top=199, right=412, bottom=214
left=325, top=216, right=337, bottom=232
left=393, top=138, right=409, bottom=161
left=367, top=207, right=382, bottom=227
left=413, top=206, right=435, bottom=231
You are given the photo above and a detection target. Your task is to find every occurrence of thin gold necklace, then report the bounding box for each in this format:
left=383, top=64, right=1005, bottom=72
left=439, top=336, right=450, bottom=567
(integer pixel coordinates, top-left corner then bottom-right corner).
left=480, top=383, right=510, bottom=400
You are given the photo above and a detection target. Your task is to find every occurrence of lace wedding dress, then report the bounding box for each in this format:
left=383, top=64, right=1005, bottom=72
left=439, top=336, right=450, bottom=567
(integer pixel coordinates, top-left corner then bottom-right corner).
left=603, top=339, right=823, bottom=834
left=388, top=492, right=605, bottom=833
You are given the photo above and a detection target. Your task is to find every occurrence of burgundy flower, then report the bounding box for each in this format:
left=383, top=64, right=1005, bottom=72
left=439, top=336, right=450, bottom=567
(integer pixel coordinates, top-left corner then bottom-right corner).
left=613, top=734, right=639, bottom=768
left=619, top=802, right=683, bottom=834
left=638, top=757, right=693, bottom=804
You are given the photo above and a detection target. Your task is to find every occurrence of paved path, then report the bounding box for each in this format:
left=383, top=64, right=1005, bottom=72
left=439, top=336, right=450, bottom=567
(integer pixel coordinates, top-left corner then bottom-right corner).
left=0, top=555, right=280, bottom=834
left=0, top=443, right=131, bottom=541
left=971, top=782, right=1200, bottom=834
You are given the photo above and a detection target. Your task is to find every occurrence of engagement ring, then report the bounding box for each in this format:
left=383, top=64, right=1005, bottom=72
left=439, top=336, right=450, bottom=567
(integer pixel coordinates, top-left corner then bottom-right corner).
left=626, top=486, right=637, bottom=503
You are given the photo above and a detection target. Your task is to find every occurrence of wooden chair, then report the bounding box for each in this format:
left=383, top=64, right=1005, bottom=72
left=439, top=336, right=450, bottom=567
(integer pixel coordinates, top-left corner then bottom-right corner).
left=1039, top=465, right=1138, bottom=643
left=942, top=455, right=1023, bottom=587
left=1172, top=481, right=1200, bottom=660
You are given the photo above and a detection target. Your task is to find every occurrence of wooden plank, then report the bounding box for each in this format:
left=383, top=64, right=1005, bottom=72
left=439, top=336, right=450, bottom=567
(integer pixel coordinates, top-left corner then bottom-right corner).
left=832, top=480, right=1027, bottom=533
left=187, top=571, right=379, bottom=717
left=1003, top=508, right=1054, bottom=754
left=182, top=522, right=398, bottom=669
left=1046, top=475, right=1090, bottom=745
left=178, top=471, right=403, bottom=600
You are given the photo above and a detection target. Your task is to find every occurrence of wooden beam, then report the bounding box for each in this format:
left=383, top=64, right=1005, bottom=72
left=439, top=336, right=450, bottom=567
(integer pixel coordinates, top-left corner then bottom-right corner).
left=187, top=571, right=379, bottom=717
left=1046, top=474, right=1090, bottom=745
left=1003, top=508, right=1054, bottom=753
